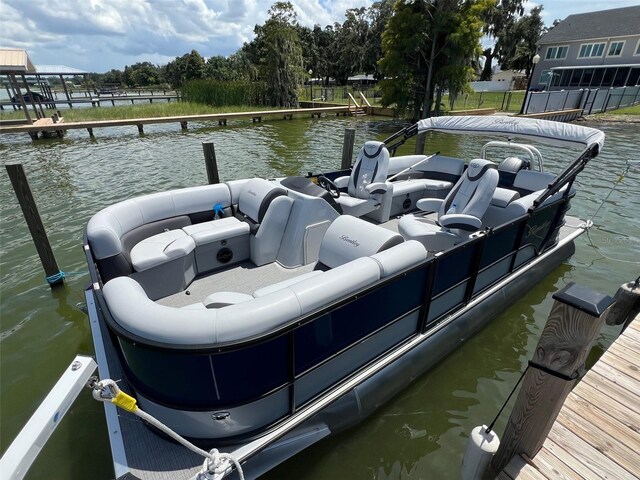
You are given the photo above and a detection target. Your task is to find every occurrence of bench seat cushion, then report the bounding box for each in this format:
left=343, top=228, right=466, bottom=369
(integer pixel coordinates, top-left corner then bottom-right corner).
left=253, top=271, right=323, bottom=297
left=182, top=217, right=250, bottom=245
left=130, top=230, right=195, bottom=271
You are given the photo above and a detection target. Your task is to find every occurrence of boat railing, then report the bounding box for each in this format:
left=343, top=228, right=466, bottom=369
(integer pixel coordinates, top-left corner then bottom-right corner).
left=0, top=356, right=97, bottom=480
left=534, top=143, right=598, bottom=209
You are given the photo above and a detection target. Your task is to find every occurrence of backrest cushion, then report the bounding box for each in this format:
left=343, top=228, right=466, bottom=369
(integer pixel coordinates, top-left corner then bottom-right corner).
left=237, top=178, right=287, bottom=223
left=318, top=215, right=403, bottom=269
left=439, top=159, right=498, bottom=220
left=348, top=141, right=390, bottom=199
left=87, top=183, right=232, bottom=260
left=513, top=170, right=555, bottom=195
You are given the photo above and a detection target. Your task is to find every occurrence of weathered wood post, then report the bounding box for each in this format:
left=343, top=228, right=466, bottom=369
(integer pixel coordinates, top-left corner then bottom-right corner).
left=202, top=142, right=220, bottom=184
left=5, top=164, right=64, bottom=287
left=490, top=282, right=614, bottom=473
left=607, top=279, right=640, bottom=328
left=415, top=132, right=426, bottom=155
left=341, top=127, right=356, bottom=170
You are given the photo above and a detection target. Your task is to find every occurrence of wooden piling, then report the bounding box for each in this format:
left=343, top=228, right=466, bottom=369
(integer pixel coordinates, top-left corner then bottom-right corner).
left=5, top=164, right=64, bottom=287
left=202, top=142, right=220, bottom=184
left=607, top=281, right=640, bottom=327
left=341, top=128, right=356, bottom=170
left=490, top=282, right=614, bottom=473
left=137, top=124, right=144, bottom=134
left=180, top=121, right=188, bottom=130
left=415, top=132, right=426, bottom=155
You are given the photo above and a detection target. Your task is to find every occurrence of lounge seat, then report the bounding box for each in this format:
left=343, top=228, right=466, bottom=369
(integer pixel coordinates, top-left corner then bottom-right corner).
left=334, top=141, right=391, bottom=218
left=398, top=159, right=499, bottom=252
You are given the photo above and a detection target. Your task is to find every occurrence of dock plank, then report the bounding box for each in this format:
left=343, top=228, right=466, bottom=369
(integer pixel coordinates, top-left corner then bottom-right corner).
left=503, top=455, right=544, bottom=480
left=0, top=106, right=352, bottom=136
left=561, top=398, right=640, bottom=475
left=573, top=379, right=640, bottom=433
left=548, top=422, right=634, bottom=480
left=601, top=348, right=640, bottom=382
left=542, top=437, right=600, bottom=480
left=530, top=447, right=582, bottom=480
left=615, top=331, right=640, bottom=356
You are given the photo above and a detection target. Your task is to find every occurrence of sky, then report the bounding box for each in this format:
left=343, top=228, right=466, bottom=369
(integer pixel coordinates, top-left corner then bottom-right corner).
left=1, top=0, right=639, bottom=73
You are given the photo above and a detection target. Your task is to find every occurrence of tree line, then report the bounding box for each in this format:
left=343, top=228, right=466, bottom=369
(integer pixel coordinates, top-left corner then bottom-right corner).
left=87, top=0, right=547, bottom=119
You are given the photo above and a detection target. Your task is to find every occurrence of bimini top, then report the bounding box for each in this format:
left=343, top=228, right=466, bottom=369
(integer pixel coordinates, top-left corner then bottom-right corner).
left=417, top=116, right=605, bottom=152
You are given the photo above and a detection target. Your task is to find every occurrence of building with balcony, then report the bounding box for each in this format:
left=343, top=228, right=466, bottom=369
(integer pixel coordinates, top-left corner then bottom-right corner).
left=531, top=5, right=640, bottom=91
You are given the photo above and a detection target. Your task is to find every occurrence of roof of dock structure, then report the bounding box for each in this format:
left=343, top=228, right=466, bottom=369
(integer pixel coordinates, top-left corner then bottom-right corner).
left=0, top=48, right=36, bottom=73
left=34, top=65, right=88, bottom=75
left=0, top=49, right=87, bottom=75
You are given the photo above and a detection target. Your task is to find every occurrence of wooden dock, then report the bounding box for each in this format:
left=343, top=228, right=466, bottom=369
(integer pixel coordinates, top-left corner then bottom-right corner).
left=0, top=105, right=353, bottom=139
left=499, top=314, right=640, bottom=480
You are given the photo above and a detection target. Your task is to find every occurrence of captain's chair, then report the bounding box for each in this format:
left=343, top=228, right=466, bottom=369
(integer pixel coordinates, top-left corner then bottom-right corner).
left=398, top=159, right=499, bottom=252
left=334, top=141, right=391, bottom=217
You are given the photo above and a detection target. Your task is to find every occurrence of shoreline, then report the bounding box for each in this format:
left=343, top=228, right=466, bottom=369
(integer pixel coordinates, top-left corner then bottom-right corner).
left=582, top=113, right=640, bottom=123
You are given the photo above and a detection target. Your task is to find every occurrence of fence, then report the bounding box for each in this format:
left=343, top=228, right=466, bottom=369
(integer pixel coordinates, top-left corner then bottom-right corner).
left=302, top=83, right=640, bottom=116
left=524, top=85, right=640, bottom=115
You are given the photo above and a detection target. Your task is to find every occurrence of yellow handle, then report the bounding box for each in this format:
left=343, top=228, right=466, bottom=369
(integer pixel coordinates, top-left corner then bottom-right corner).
left=112, top=390, right=138, bottom=412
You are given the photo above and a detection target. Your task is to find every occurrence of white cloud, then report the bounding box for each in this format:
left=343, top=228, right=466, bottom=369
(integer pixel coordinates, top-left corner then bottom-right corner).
left=2, top=0, right=638, bottom=73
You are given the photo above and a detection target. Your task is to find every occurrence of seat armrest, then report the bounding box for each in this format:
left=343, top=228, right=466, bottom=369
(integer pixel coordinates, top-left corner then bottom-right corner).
left=365, top=182, right=388, bottom=195
left=439, top=214, right=482, bottom=231
left=334, top=176, right=349, bottom=189
left=416, top=198, right=443, bottom=213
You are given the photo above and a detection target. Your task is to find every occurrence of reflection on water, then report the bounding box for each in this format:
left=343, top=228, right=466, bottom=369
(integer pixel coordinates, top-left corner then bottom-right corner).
left=0, top=116, right=638, bottom=480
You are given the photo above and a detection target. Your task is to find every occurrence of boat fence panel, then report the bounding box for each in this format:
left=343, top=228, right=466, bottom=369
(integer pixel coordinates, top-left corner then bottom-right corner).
left=118, top=334, right=289, bottom=409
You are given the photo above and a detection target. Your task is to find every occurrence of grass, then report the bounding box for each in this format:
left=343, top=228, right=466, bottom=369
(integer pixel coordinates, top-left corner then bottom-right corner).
left=606, top=104, right=640, bottom=115
left=0, top=102, right=281, bottom=122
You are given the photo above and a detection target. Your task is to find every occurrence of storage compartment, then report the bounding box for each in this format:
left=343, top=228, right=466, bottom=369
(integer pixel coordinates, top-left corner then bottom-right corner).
left=193, top=234, right=250, bottom=273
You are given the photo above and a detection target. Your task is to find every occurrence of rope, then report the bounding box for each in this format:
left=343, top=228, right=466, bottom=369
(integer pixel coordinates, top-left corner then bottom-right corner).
left=46, top=271, right=65, bottom=284
left=485, top=365, right=529, bottom=434
left=91, top=379, right=244, bottom=480
left=45, top=270, right=87, bottom=284
left=582, top=161, right=640, bottom=265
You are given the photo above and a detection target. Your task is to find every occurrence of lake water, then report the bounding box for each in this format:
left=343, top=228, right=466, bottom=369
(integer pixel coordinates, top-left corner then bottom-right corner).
left=0, top=116, right=638, bottom=479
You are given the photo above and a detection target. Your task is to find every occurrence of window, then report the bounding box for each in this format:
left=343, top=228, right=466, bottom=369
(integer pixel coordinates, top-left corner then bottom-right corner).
left=578, top=43, right=605, bottom=58
left=607, top=41, right=625, bottom=57
left=635, top=39, right=640, bottom=56
left=580, top=69, right=594, bottom=87
left=545, top=45, right=568, bottom=60
left=601, top=68, right=616, bottom=87
left=591, top=68, right=605, bottom=87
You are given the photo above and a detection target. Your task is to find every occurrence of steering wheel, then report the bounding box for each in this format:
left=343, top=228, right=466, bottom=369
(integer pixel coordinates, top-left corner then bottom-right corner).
left=317, top=175, right=341, bottom=198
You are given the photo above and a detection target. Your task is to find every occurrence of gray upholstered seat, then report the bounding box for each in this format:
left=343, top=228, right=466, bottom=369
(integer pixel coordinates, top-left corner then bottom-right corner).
left=334, top=141, right=391, bottom=217
left=130, top=229, right=195, bottom=271
left=235, top=178, right=294, bottom=266
left=398, top=159, right=499, bottom=252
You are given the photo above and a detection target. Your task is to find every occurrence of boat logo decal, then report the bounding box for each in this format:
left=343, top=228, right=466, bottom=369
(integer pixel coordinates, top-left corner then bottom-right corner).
left=526, top=220, right=551, bottom=239
left=340, top=235, right=360, bottom=247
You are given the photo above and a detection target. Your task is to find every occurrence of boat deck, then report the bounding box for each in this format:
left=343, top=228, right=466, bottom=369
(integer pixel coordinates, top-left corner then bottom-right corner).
left=499, top=314, right=640, bottom=480
left=88, top=217, right=586, bottom=480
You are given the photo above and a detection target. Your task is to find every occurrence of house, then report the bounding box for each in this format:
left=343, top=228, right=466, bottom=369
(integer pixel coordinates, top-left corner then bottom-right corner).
left=531, top=5, right=640, bottom=91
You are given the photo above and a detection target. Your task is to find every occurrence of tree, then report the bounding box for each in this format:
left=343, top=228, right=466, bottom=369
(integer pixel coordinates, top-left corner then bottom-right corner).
left=252, top=2, right=304, bottom=107
left=379, top=0, right=491, bottom=120
left=480, top=0, right=524, bottom=81
left=164, top=50, right=207, bottom=87
left=123, top=62, right=160, bottom=87
left=364, top=0, right=395, bottom=80
left=504, top=6, right=546, bottom=77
